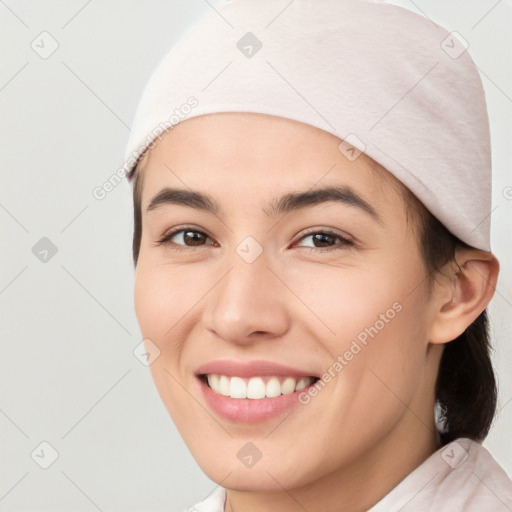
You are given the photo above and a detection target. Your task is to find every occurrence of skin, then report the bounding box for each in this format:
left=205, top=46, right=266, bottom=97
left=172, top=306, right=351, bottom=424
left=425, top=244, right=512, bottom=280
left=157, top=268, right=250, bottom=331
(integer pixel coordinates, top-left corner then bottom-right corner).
left=133, top=112, right=499, bottom=512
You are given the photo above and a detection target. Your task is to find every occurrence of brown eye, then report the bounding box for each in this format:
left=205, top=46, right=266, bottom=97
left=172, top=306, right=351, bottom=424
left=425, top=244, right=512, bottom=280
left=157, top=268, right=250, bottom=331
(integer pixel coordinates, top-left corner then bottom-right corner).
left=177, top=230, right=208, bottom=246
left=156, top=227, right=214, bottom=251
left=295, top=229, right=354, bottom=251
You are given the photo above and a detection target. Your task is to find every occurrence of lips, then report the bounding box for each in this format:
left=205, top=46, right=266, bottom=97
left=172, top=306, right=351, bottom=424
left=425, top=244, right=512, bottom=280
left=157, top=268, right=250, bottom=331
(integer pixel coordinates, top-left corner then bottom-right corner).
left=195, top=360, right=319, bottom=423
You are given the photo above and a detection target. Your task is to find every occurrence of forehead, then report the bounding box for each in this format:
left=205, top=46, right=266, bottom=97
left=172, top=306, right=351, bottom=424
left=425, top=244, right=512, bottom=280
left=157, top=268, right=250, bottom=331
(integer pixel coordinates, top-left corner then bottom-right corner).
left=138, top=112, right=406, bottom=218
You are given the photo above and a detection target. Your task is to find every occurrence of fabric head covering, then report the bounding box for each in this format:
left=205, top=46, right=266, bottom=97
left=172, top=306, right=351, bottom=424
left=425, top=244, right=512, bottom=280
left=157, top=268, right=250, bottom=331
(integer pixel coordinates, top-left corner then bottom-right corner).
left=124, top=0, right=493, bottom=251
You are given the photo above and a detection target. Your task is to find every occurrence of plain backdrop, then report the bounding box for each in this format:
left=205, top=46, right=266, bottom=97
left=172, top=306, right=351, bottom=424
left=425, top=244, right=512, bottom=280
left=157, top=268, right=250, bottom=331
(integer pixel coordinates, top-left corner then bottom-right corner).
left=0, top=1, right=511, bottom=511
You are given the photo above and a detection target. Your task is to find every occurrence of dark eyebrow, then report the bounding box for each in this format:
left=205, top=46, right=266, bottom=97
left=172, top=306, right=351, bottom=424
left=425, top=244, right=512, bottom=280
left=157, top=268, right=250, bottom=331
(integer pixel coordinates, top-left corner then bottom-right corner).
left=266, top=185, right=380, bottom=221
left=146, top=185, right=380, bottom=222
left=146, top=188, right=220, bottom=215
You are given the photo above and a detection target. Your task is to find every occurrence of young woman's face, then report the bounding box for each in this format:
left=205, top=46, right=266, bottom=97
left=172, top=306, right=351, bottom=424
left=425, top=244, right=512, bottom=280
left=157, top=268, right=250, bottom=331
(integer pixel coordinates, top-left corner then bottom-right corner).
left=134, top=112, right=442, bottom=492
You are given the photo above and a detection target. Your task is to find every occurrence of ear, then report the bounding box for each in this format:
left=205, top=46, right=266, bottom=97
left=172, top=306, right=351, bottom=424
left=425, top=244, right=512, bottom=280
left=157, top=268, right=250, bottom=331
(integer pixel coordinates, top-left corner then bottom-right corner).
left=429, top=249, right=500, bottom=344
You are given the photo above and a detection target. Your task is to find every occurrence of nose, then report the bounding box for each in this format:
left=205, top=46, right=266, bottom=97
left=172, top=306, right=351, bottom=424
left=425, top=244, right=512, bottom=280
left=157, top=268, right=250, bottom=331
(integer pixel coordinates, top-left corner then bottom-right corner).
left=201, top=250, right=291, bottom=346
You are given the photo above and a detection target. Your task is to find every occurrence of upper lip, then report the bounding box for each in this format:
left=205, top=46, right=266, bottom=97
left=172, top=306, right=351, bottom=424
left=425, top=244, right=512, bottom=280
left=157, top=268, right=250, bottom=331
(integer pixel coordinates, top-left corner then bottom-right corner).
left=196, top=359, right=318, bottom=379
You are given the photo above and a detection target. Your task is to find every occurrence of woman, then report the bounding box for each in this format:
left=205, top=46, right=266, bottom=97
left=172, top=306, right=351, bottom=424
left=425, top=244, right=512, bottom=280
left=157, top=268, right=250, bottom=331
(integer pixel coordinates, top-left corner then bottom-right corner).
left=123, top=1, right=512, bottom=510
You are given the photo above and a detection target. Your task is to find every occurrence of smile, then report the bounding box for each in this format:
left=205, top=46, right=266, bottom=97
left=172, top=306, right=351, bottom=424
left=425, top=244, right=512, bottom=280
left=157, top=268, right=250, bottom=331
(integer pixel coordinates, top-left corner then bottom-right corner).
left=204, top=374, right=317, bottom=399
left=195, top=360, right=321, bottom=423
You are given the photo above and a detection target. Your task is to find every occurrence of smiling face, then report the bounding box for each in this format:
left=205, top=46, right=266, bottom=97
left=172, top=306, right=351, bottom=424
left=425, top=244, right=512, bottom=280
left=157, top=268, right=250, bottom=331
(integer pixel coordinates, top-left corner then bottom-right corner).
left=133, top=112, right=445, bottom=505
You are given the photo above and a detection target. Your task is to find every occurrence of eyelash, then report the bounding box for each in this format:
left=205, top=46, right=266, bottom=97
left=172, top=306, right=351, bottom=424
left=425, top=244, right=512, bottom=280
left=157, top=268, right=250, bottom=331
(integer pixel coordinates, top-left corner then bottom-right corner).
left=155, top=226, right=355, bottom=253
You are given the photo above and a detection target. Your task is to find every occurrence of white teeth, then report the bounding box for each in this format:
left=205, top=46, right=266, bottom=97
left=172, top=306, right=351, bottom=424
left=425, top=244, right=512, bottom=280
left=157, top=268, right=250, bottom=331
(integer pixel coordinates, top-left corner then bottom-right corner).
left=281, top=377, right=296, bottom=395
left=229, top=377, right=247, bottom=398
left=207, top=374, right=220, bottom=391
left=266, top=377, right=281, bottom=398
left=295, top=377, right=309, bottom=391
left=206, top=374, right=316, bottom=399
left=219, top=375, right=230, bottom=396
left=247, top=377, right=266, bottom=399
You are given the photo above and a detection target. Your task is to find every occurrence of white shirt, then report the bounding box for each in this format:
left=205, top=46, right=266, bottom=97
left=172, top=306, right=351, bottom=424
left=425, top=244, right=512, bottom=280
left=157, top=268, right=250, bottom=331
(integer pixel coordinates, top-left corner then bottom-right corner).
left=181, top=438, right=512, bottom=511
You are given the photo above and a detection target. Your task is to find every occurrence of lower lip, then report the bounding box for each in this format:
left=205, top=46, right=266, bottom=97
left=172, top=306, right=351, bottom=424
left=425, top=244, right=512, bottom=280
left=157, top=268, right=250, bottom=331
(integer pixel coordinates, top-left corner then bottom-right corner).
left=198, top=377, right=313, bottom=424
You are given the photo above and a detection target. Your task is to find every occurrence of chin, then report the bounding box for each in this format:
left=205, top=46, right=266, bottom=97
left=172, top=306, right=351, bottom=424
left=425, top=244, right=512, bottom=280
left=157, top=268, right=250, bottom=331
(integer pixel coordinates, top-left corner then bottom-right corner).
left=190, top=447, right=321, bottom=492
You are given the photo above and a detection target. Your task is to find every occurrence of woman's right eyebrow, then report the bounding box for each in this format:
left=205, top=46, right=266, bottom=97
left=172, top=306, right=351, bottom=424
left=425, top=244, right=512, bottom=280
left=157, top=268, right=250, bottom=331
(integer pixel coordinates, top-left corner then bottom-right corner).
left=145, top=185, right=381, bottom=224
left=146, top=187, right=219, bottom=215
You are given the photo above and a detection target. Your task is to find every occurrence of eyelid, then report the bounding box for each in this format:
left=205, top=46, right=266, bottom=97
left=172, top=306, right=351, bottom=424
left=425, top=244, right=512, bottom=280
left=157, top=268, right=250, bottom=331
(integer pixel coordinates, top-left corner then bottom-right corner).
left=155, top=225, right=355, bottom=253
left=293, top=227, right=355, bottom=246
left=155, top=225, right=215, bottom=250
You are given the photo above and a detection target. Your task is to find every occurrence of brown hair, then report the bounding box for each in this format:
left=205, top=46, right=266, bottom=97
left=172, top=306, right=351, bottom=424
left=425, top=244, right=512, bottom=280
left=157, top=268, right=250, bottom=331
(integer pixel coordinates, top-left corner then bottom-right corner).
left=129, top=153, right=497, bottom=446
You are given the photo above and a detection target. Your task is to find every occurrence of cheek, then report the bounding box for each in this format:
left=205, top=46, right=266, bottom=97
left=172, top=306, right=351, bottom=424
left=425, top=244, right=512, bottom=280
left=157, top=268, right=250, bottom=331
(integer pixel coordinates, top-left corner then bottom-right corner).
left=133, top=260, right=192, bottom=402
left=134, top=262, right=202, bottom=427
left=298, top=258, right=431, bottom=415
left=295, top=260, right=419, bottom=351
left=134, top=258, right=199, bottom=343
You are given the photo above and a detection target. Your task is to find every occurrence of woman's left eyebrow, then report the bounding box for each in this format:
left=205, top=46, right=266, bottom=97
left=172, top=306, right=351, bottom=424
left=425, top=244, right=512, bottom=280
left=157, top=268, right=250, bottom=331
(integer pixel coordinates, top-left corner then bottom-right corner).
left=146, top=185, right=381, bottom=224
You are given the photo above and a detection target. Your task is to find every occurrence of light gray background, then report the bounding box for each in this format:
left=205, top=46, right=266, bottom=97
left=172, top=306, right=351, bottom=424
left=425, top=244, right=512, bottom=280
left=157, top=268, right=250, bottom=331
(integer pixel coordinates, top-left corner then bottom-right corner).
left=1, top=1, right=511, bottom=511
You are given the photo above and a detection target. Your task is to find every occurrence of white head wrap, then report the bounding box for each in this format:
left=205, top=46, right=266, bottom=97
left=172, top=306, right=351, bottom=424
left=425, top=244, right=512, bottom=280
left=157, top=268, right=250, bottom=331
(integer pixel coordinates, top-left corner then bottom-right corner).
left=124, top=0, right=493, bottom=251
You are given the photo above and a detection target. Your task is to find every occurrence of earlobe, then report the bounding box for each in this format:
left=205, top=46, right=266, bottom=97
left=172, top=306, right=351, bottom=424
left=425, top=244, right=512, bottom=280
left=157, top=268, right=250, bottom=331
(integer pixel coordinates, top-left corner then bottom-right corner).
left=429, top=251, right=499, bottom=344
